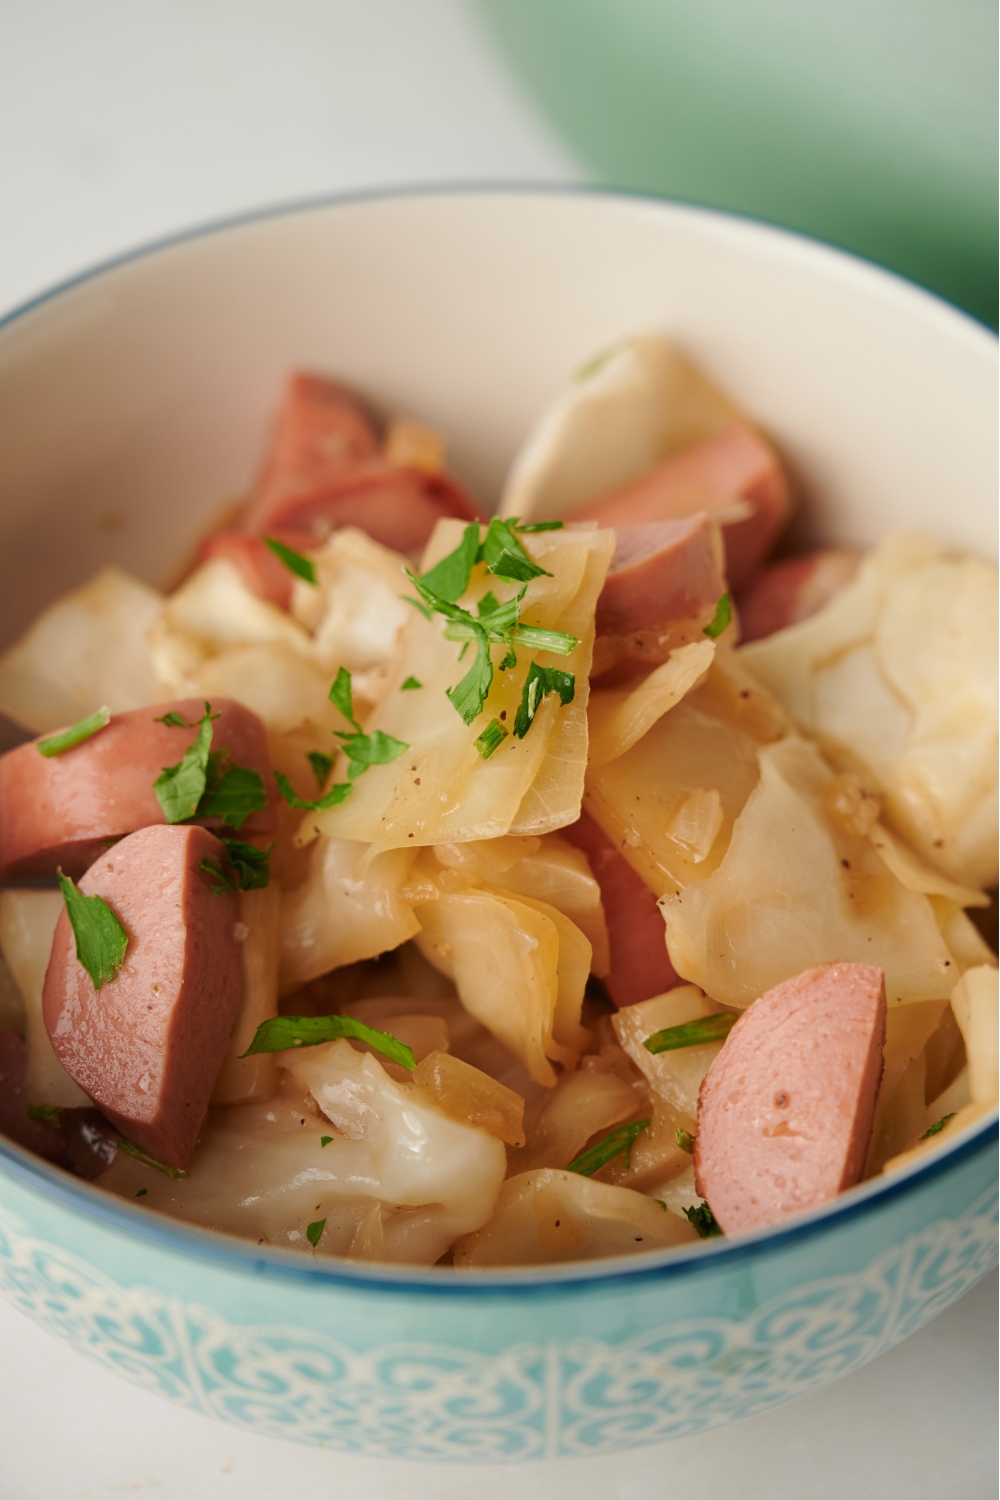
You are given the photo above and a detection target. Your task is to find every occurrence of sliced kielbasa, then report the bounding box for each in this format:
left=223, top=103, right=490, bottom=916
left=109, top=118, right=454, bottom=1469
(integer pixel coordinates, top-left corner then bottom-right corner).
left=737, top=549, right=861, bottom=642
left=561, top=421, right=790, bottom=587
left=0, top=697, right=274, bottom=879
left=42, top=824, right=243, bottom=1167
left=694, top=961, right=887, bottom=1233
left=247, top=371, right=381, bottom=524
left=564, top=812, right=681, bottom=1008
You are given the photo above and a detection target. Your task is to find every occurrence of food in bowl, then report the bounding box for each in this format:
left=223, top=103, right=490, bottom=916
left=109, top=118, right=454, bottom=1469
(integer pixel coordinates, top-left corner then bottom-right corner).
left=0, top=334, right=995, bottom=1269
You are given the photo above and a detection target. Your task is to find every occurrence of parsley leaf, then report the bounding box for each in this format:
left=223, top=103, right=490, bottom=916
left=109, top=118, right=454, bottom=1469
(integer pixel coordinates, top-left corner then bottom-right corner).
left=675, top=1128, right=694, bottom=1154
left=198, top=838, right=272, bottom=894
left=566, top=1118, right=650, bottom=1177
left=513, top=663, right=575, bottom=738
left=116, top=1139, right=190, bottom=1179
left=153, top=705, right=266, bottom=830
left=154, top=710, right=189, bottom=728
left=263, top=535, right=316, bottom=585
left=306, top=1218, right=326, bottom=1249
left=274, top=770, right=353, bottom=812
left=307, top=750, right=335, bottom=788
left=446, top=625, right=495, bottom=725
left=56, top=869, right=128, bottom=991
left=644, top=1013, right=737, bottom=1054
left=418, top=521, right=481, bottom=603
left=703, top=592, right=732, bottom=640
left=26, top=1104, right=62, bottom=1125
left=684, top=1201, right=723, bottom=1238
left=474, top=718, right=508, bottom=759
left=400, top=676, right=423, bottom=691
left=240, top=1014, right=416, bottom=1072
left=513, top=519, right=564, bottom=533
left=320, top=1135, right=334, bottom=1147
left=920, top=1113, right=956, bottom=1140
left=329, top=668, right=408, bottom=777
left=37, top=706, right=111, bottom=758
left=479, top=516, right=552, bottom=584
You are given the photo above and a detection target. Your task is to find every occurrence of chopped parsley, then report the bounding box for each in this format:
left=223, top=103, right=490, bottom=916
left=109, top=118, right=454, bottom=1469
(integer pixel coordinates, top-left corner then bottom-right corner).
left=675, top=1128, right=694, bottom=1154
left=319, top=1136, right=334, bottom=1148
left=920, top=1113, right=956, bottom=1140
left=135, top=1188, right=148, bottom=1197
left=56, top=869, right=128, bottom=991
left=566, top=1118, right=650, bottom=1177
left=644, top=1013, right=737, bottom=1054
left=703, top=592, right=732, bottom=640
left=684, top=1201, right=723, bottom=1238
left=474, top=718, right=508, bottom=759
left=512, top=519, right=564, bottom=533
left=274, top=771, right=353, bottom=812
left=329, top=668, right=409, bottom=779
left=153, top=703, right=266, bottom=830
left=306, top=1218, right=326, bottom=1249
left=37, top=706, right=111, bottom=758
left=154, top=711, right=188, bottom=728
left=198, top=838, right=272, bottom=894
left=240, top=1014, right=416, bottom=1072
left=116, top=1140, right=190, bottom=1178
left=513, top=663, right=575, bottom=738
left=307, top=750, right=335, bottom=788
left=403, top=524, right=578, bottom=728
left=26, top=1104, right=62, bottom=1125
left=400, top=676, right=423, bottom=691
left=263, top=535, right=317, bottom=585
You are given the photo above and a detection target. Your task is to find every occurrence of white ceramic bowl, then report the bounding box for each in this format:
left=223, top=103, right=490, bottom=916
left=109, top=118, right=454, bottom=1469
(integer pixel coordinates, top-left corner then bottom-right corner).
left=0, top=191, right=996, bottom=1462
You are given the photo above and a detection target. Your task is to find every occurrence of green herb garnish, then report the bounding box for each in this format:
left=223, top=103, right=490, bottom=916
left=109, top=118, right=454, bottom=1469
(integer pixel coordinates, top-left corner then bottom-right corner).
left=920, top=1113, right=956, bottom=1140
left=320, top=1136, right=334, bottom=1148
left=403, top=527, right=578, bottom=728
left=513, top=663, right=575, bottom=738
left=400, top=676, right=423, bottom=691
left=329, top=668, right=409, bottom=779
left=566, top=1118, right=650, bottom=1177
left=152, top=704, right=267, bottom=830
left=240, top=1014, right=416, bottom=1072
left=198, top=755, right=268, bottom=829
left=26, top=1104, right=62, bottom=1125
left=703, top=592, right=732, bottom=640
left=307, top=750, right=335, bottom=788
left=135, top=1188, right=148, bottom=1197
left=116, top=1139, right=190, bottom=1178
left=37, top=706, right=111, bottom=758
left=474, top=719, right=508, bottom=760
left=154, top=711, right=189, bottom=728
left=198, top=838, right=272, bottom=894
left=676, top=1128, right=694, bottom=1154
left=56, top=869, right=128, bottom=991
left=274, top=770, right=353, bottom=812
left=153, top=704, right=217, bottom=822
left=306, top=1218, right=326, bottom=1248
left=513, top=519, right=564, bottom=533
left=644, top=1013, right=737, bottom=1054
left=684, top=1201, right=723, bottom=1238
left=263, top=535, right=317, bottom=585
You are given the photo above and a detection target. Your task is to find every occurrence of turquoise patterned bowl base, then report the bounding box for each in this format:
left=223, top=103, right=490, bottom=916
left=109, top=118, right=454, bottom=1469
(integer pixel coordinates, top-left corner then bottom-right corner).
left=0, top=192, right=996, bottom=1460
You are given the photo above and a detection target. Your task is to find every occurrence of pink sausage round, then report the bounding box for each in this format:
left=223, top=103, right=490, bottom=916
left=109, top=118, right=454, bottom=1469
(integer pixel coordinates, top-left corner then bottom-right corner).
left=562, top=421, right=790, bottom=587
left=595, top=515, right=726, bottom=638
left=42, top=824, right=243, bottom=1168
left=738, top=549, right=861, bottom=642
left=0, top=697, right=275, bottom=880
left=248, top=371, right=381, bottom=524
left=694, top=962, right=887, bottom=1234
left=564, top=812, right=681, bottom=1008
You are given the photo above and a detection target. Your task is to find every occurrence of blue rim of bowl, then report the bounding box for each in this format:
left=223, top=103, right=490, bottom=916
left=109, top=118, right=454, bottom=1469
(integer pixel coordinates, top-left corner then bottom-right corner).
left=0, top=183, right=996, bottom=1297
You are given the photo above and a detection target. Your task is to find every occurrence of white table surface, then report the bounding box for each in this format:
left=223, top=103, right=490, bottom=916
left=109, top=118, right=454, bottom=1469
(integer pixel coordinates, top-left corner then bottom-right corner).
left=0, top=4, right=996, bottom=1495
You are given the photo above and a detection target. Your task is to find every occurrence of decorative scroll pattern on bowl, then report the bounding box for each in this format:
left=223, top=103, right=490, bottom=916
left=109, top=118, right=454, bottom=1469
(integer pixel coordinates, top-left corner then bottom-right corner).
left=0, top=1187, right=995, bottom=1461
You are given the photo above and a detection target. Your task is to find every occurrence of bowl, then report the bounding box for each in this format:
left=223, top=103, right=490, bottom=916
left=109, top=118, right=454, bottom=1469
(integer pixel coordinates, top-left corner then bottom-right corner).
left=0, top=190, right=996, bottom=1462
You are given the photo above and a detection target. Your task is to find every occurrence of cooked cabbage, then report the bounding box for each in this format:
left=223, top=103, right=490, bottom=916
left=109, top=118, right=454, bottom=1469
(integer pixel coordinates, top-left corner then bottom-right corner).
left=211, top=886, right=280, bottom=1106
left=0, top=890, right=89, bottom=1108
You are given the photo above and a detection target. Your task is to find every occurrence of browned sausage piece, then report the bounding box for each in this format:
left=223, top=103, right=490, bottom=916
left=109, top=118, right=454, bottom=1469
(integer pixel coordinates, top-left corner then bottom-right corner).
left=564, top=812, right=681, bottom=1008
left=0, top=697, right=275, bottom=879
left=596, top=515, right=726, bottom=638
left=561, top=421, right=790, bottom=588
left=694, top=962, right=887, bottom=1234
left=737, top=550, right=862, bottom=642
left=42, top=824, right=242, bottom=1167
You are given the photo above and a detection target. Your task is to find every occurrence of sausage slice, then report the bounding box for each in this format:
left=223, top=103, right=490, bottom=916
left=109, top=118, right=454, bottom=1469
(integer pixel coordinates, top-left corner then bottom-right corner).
left=247, top=371, right=381, bottom=523
left=694, top=961, right=887, bottom=1233
left=42, top=824, right=243, bottom=1167
left=561, top=421, right=790, bottom=587
left=0, top=697, right=274, bottom=879
left=737, top=550, right=861, bottom=642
